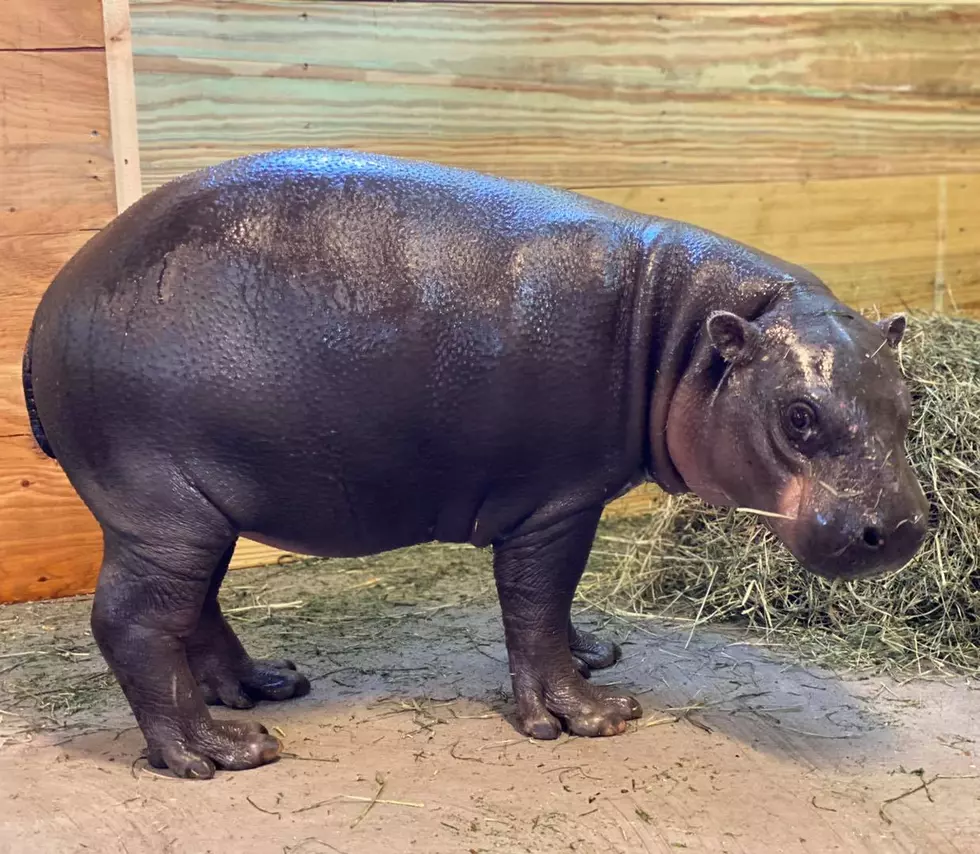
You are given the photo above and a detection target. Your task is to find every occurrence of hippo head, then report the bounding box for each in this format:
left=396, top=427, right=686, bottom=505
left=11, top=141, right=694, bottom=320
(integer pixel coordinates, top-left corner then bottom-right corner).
left=665, top=301, right=929, bottom=581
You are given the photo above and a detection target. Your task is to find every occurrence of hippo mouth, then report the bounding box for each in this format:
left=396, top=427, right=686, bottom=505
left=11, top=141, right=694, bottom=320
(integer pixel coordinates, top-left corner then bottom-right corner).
left=761, top=474, right=928, bottom=582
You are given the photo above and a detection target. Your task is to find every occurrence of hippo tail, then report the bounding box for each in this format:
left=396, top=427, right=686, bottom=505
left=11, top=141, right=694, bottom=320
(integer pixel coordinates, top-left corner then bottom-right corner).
left=22, top=324, right=55, bottom=459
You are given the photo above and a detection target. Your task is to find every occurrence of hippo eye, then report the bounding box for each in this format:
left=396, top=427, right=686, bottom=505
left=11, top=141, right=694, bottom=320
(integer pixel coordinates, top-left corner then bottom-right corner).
left=784, top=401, right=818, bottom=442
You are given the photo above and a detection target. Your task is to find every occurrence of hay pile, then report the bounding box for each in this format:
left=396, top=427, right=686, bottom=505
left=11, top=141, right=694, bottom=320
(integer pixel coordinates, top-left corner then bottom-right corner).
left=586, top=313, right=980, bottom=676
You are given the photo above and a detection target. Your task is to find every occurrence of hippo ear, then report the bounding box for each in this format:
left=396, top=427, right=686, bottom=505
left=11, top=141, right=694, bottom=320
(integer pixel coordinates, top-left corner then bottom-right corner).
left=706, top=311, right=759, bottom=363
left=876, top=313, right=906, bottom=349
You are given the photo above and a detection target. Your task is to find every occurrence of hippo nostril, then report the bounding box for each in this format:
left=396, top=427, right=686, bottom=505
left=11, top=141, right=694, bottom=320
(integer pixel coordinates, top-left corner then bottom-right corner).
left=862, top=526, right=884, bottom=549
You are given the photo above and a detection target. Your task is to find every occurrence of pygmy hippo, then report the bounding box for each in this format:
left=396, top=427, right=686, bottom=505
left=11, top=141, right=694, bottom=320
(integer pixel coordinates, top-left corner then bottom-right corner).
left=23, top=149, right=929, bottom=778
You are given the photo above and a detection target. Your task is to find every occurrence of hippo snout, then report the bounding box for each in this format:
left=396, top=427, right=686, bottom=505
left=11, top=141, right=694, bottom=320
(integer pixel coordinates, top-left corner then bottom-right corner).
left=825, top=509, right=928, bottom=580
left=787, top=488, right=930, bottom=581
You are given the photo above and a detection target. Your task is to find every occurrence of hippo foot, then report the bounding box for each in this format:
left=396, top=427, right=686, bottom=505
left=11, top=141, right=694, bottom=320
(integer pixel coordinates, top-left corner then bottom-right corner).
left=514, top=669, right=642, bottom=740
left=570, top=623, right=621, bottom=677
left=195, top=657, right=311, bottom=709
left=187, top=611, right=311, bottom=709
left=146, top=719, right=281, bottom=779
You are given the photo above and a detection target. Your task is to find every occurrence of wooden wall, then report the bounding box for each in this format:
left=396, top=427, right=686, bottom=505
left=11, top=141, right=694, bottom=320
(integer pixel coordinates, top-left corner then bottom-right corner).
left=0, top=1, right=117, bottom=604
left=131, top=1, right=980, bottom=317
left=2, top=0, right=979, bottom=603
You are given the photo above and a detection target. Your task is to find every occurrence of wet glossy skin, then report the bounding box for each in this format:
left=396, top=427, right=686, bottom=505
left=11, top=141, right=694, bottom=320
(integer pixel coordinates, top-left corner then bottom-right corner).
left=23, top=149, right=928, bottom=777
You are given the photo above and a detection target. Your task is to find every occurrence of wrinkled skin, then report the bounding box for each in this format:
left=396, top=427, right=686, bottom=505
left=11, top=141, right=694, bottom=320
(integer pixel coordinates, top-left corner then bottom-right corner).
left=23, top=149, right=928, bottom=778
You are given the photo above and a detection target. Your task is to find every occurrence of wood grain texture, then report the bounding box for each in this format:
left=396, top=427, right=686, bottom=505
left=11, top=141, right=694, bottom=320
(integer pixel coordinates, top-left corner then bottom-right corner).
left=0, top=50, right=116, bottom=237
left=8, top=0, right=978, bottom=600
left=131, top=1, right=980, bottom=191
left=945, top=175, right=980, bottom=315
left=103, top=0, right=143, bottom=212
left=383, top=0, right=980, bottom=4
left=582, top=174, right=980, bottom=318
left=0, top=0, right=105, bottom=50
left=0, top=434, right=104, bottom=604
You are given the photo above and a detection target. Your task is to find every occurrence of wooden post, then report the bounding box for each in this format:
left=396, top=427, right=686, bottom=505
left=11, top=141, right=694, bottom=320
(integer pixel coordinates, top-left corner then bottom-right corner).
left=103, top=0, right=143, bottom=212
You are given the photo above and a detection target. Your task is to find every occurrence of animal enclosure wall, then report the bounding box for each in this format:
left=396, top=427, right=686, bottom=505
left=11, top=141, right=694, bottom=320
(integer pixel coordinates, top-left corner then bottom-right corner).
left=2, top=0, right=979, bottom=604
left=0, top=0, right=118, bottom=604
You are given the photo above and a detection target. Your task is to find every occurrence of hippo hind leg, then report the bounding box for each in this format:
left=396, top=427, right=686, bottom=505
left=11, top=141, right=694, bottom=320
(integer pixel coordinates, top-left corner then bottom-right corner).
left=89, top=490, right=281, bottom=779
left=569, top=621, right=621, bottom=678
left=186, top=544, right=310, bottom=709
left=493, top=507, right=642, bottom=739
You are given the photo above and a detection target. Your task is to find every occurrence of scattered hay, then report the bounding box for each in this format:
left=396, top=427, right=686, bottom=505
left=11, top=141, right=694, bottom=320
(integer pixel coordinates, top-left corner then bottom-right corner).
left=0, top=545, right=493, bottom=732
left=584, top=313, right=980, bottom=676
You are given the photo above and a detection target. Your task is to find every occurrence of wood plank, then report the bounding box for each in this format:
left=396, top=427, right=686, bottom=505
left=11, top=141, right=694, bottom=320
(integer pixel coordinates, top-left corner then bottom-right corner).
left=0, top=50, right=116, bottom=237
left=230, top=540, right=290, bottom=571
left=0, top=0, right=105, bottom=50
left=103, top=0, right=143, bottom=212
left=580, top=174, right=962, bottom=317
left=131, top=2, right=980, bottom=191
left=0, top=434, right=104, bottom=604
left=946, top=175, right=980, bottom=316
left=230, top=484, right=665, bottom=569
left=0, top=425, right=297, bottom=600
left=382, top=0, right=980, bottom=4
left=0, top=229, right=666, bottom=599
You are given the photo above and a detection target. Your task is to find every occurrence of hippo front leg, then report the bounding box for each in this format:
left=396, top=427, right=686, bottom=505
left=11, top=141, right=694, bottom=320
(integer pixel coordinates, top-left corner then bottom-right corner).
left=493, top=507, right=642, bottom=739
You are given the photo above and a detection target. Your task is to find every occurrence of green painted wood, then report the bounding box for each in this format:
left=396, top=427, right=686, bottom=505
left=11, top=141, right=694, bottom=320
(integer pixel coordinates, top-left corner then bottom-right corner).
left=130, top=2, right=980, bottom=190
